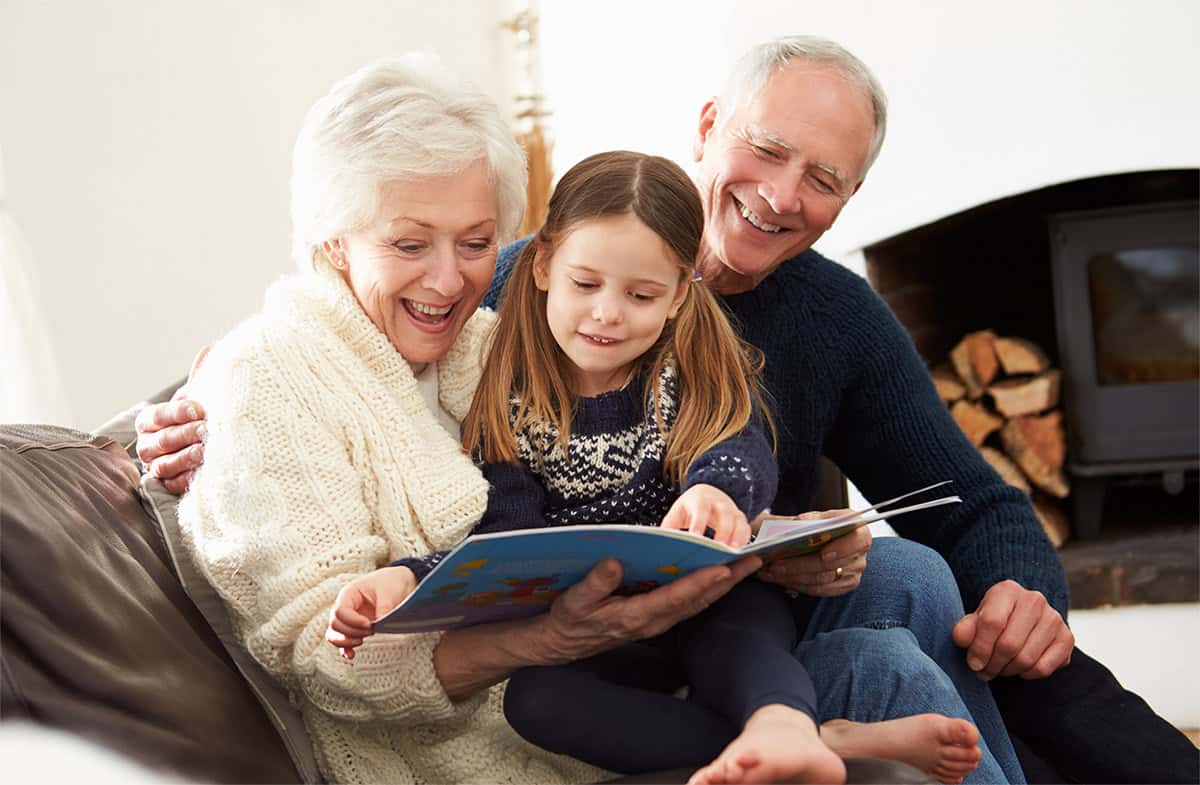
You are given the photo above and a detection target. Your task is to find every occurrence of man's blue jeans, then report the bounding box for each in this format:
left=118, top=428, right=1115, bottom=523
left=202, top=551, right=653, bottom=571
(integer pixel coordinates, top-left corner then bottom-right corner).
left=794, top=537, right=1025, bottom=785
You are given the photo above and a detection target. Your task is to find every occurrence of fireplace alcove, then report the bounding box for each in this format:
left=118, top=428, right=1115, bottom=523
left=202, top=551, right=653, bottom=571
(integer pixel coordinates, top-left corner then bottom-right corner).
left=860, top=168, right=1199, bottom=541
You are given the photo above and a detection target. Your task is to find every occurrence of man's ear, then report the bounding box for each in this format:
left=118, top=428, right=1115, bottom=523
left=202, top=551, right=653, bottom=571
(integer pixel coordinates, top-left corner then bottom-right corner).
left=322, top=239, right=347, bottom=269
left=692, top=99, right=720, bottom=163
left=851, top=178, right=865, bottom=197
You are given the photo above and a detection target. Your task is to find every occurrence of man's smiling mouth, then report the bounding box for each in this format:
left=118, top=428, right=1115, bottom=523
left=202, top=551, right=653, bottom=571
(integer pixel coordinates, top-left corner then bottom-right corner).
left=733, top=196, right=783, bottom=233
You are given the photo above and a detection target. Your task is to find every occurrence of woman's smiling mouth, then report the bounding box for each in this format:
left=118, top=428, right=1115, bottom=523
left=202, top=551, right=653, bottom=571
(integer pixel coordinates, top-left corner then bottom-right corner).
left=403, top=299, right=454, bottom=326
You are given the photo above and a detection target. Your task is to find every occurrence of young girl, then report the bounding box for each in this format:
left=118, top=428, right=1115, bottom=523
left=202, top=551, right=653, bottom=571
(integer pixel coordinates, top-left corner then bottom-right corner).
left=327, top=151, right=984, bottom=785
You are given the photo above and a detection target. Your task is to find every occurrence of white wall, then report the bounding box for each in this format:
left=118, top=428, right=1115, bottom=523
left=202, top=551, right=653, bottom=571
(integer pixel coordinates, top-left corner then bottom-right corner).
left=540, top=1, right=736, bottom=184
left=541, top=0, right=1199, bottom=264
left=0, top=0, right=517, bottom=429
left=1070, top=602, right=1200, bottom=729
left=9, top=0, right=1193, bottom=430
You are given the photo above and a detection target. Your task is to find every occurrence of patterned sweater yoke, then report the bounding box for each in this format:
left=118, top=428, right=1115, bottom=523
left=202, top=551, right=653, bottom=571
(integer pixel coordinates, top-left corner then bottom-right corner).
left=398, top=363, right=778, bottom=582
left=515, top=365, right=682, bottom=527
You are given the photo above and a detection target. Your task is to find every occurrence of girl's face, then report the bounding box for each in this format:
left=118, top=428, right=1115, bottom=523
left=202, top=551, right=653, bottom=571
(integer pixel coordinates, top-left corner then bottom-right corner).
left=330, top=161, right=499, bottom=364
left=534, top=212, right=688, bottom=398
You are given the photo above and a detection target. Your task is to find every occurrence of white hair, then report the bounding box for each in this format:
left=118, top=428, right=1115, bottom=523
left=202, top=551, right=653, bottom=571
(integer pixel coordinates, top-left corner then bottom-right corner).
left=719, top=35, right=888, bottom=178
left=289, top=52, right=527, bottom=269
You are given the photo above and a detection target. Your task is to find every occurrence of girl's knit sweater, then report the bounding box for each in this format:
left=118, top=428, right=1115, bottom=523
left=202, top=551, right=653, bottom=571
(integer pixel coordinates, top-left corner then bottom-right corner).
left=399, top=366, right=777, bottom=581
left=177, top=263, right=605, bottom=785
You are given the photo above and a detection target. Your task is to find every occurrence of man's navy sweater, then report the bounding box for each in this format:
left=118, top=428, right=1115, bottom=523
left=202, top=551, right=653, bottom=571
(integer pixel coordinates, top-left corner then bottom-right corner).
left=487, top=240, right=1069, bottom=618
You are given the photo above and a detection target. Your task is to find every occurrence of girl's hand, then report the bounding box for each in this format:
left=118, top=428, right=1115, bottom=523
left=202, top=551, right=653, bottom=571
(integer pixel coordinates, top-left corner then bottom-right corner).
left=326, top=566, right=417, bottom=659
left=660, top=484, right=751, bottom=547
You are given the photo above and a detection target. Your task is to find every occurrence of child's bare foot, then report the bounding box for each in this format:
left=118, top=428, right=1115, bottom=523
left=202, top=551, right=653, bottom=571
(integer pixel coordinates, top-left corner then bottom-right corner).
left=688, top=705, right=846, bottom=785
left=820, top=714, right=982, bottom=784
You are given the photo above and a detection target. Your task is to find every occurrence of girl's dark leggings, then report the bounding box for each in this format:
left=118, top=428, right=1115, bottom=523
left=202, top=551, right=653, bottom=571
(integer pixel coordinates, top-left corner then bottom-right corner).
left=503, top=577, right=817, bottom=774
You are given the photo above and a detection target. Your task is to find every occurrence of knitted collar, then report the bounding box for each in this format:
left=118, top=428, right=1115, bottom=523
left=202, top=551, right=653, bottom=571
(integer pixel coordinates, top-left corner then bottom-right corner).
left=268, top=263, right=496, bottom=551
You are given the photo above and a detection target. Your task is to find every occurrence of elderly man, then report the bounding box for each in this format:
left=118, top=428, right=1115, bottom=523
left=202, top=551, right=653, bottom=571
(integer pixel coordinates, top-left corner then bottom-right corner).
left=139, top=36, right=1196, bottom=784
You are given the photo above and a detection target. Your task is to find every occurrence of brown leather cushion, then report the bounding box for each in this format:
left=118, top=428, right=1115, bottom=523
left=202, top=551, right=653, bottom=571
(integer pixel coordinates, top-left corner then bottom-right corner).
left=0, top=424, right=300, bottom=784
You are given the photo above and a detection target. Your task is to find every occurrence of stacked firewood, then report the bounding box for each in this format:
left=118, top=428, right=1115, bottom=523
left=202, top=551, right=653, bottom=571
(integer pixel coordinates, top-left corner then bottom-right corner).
left=932, top=330, right=1071, bottom=547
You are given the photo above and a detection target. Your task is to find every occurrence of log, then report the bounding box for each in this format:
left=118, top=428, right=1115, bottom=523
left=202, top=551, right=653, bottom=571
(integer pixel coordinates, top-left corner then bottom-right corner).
left=1031, top=492, right=1070, bottom=548
left=987, top=370, right=1062, bottom=418
left=931, top=364, right=966, bottom=403
left=980, top=446, right=1031, bottom=494
left=951, top=400, right=1004, bottom=447
left=1000, top=412, right=1070, bottom=498
left=994, top=336, right=1051, bottom=375
left=949, top=330, right=999, bottom=399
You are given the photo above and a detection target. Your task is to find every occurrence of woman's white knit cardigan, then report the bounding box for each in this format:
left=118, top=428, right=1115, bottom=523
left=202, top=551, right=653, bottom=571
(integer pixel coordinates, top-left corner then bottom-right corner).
left=178, top=264, right=606, bottom=785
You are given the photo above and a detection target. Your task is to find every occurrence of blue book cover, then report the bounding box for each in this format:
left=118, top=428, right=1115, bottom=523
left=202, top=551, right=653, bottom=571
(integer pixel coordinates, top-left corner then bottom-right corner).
left=374, top=482, right=958, bottom=633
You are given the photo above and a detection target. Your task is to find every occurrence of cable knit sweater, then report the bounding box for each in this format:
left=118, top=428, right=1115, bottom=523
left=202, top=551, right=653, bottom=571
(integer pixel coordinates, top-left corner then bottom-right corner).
left=177, top=262, right=606, bottom=785
left=488, top=240, right=1070, bottom=618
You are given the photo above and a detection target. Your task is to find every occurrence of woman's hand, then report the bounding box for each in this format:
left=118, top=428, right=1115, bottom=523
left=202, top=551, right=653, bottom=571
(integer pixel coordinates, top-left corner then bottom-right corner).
left=756, top=514, right=872, bottom=597
left=536, top=556, right=761, bottom=663
left=660, top=484, right=752, bottom=546
left=135, top=345, right=212, bottom=494
left=326, top=566, right=418, bottom=660
left=433, top=555, right=760, bottom=700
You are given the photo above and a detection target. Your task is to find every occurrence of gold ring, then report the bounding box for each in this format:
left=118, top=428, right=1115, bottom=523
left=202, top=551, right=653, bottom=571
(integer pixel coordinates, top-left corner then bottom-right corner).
left=834, top=566, right=844, bottom=580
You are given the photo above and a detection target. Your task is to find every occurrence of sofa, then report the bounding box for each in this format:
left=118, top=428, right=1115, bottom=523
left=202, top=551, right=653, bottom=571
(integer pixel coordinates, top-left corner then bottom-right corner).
left=0, top=383, right=927, bottom=784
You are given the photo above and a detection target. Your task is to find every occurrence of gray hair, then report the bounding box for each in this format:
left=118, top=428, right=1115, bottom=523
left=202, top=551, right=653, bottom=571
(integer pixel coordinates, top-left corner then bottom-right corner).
left=719, top=35, right=888, bottom=178
left=290, top=52, right=527, bottom=269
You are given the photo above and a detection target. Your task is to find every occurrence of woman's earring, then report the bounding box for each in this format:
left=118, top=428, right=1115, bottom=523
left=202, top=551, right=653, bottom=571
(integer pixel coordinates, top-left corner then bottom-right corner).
left=322, top=241, right=347, bottom=269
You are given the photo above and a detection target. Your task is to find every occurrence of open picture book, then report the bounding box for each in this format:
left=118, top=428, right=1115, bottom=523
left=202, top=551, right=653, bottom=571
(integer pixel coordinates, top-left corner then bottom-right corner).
left=374, top=480, right=960, bottom=634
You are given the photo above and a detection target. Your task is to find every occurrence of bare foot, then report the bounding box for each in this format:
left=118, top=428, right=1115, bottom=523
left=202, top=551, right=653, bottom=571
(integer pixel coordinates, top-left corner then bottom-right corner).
left=820, top=714, right=982, bottom=784
left=688, top=705, right=846, bottom=785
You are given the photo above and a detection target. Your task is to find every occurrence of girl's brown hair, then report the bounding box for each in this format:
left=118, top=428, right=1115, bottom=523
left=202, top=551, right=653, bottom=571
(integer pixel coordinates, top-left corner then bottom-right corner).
left=462, top=150, right=773, bottom=486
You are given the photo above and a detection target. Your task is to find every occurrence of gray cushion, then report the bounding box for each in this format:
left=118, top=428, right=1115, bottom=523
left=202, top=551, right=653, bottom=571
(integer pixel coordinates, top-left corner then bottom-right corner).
left=140, top=476, right=323, bottom=784
left=0, top=424, right=300, bottom=783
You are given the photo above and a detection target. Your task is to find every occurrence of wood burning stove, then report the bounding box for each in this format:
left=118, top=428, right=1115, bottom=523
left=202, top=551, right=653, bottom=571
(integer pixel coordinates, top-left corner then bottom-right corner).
left=861, top=169, right=1199, bottom=542
left=1048, top=200, right=1199, bottom=538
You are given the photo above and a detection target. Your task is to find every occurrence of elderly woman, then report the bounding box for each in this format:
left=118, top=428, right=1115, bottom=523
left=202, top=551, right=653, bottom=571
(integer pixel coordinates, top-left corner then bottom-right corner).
left=176, top=50, right=1036, bottom=785
left=176, top=55, right=758, bottom=785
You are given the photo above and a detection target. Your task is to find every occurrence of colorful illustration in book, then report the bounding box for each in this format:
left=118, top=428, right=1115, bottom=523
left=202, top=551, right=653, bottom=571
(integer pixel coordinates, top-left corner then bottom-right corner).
left=452, top=558, right=489, bottom=578
left=615, top=579, right=663, bottom=597
left=432, top=582, right=468, bottom=602
left=498, top=575, right=563, bottom=604
left=498, top=575, right=558, bottom=594
left=463, top=590, right=508, bottom=608
left=457, top=575, right=566, bottom=608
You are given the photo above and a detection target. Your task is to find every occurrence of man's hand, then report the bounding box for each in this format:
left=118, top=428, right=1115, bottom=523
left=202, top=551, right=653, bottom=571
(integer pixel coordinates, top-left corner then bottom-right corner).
left=660, top=484, right=751, bottom=546
left=756, top=514, right=871, bottom=597
left=536, top=556, right=761, bottom=665
left=952, top=579, right=1074, bottom=680
left=135, top=345, right=211, bottom=494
